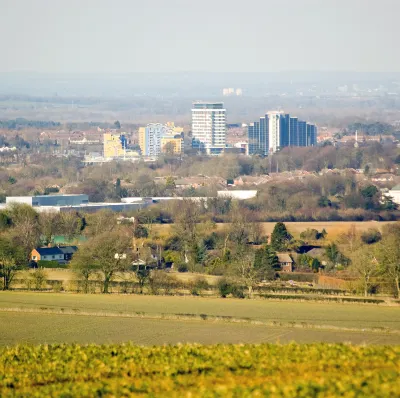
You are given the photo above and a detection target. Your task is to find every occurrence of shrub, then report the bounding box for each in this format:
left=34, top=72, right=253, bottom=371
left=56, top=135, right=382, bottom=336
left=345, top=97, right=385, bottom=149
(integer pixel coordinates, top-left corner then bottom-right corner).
left=217, top=279, right=232, bottom=298
left=190, top=276, right=209, bottom=295
left=149, top=271, right=180, bottom=295
left=230, top=284, right=245, bottom=299
left=177, top=264, right=188, bottom=273
left=31, top=269, right=48, bottom=290
left=361, top=228, right=382, bottom=244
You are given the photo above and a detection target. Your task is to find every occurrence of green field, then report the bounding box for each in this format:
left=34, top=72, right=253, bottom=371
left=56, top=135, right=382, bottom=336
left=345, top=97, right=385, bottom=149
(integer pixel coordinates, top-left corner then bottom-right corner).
left=1, top=292, right=399, bottom=346
left=1, top=343, right=399, bottom=397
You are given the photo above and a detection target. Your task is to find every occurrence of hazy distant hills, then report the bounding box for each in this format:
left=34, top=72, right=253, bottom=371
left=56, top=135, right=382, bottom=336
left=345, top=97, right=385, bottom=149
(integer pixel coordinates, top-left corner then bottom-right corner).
left=1, top=71, right=400, bottom=98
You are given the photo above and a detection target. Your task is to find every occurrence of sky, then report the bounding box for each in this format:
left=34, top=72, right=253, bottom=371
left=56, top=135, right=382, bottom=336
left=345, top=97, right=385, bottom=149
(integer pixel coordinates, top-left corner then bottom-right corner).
left=0, top=0, right=398, bottom=74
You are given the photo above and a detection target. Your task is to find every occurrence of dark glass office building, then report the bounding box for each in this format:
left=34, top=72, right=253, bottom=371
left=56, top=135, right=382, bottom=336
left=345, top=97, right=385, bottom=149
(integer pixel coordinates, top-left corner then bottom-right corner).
left=247, top=112, right=317, bottom=155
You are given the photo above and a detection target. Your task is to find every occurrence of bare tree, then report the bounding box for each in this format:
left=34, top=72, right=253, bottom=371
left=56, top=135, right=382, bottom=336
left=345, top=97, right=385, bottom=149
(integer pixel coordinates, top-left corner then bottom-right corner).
left=349, top=244, right=379, bottom=297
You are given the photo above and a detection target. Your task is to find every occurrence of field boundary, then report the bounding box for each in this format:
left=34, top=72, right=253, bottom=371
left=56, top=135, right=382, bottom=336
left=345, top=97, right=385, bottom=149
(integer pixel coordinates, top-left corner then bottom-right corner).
left=1, top=307, right=399, bottom=336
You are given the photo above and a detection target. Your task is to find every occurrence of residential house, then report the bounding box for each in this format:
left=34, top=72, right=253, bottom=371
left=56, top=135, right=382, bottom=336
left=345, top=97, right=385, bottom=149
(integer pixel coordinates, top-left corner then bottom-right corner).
left=30, top=246, right=78, bottom=264
left=277, top=253, right=293, bottom=272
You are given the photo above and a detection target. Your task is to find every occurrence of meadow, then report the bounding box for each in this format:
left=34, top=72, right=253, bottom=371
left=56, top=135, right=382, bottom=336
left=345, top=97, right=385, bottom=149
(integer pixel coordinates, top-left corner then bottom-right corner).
left=1, top=343, right=399, bottom=397
left=0, top=292, right=399, bottom=346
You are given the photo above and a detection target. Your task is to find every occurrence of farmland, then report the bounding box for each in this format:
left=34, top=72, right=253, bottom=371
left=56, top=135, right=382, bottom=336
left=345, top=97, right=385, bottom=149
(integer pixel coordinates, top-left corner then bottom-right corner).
left=152, top=221, right=395, bottom=241
left=1, top=343, right=399, bottom=397
left=0, top=292, right=399, bottom=346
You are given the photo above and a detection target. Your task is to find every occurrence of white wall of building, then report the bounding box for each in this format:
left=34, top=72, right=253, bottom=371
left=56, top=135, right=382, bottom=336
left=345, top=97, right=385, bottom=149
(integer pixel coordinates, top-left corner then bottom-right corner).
left=192, top=103, right=226, bottom=154
left=217, top=190, right=258, bottom=200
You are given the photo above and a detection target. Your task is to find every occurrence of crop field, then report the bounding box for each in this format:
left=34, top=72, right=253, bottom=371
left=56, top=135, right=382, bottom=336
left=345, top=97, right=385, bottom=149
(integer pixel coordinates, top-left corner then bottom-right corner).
left=152, top=221, right=395, bottom=241
left=0, top=292, right=399, bottom=346
left=1, top=343, right=399, bottom=397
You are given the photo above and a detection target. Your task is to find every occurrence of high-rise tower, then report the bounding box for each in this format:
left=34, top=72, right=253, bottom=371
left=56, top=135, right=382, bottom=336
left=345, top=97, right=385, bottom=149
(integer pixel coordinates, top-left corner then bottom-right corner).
left=191, top=102, right=226, bottom=155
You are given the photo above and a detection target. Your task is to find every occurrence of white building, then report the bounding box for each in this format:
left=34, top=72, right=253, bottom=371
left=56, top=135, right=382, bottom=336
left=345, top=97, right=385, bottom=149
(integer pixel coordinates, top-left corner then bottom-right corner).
left=222, top=88, right=234, bottom=96
left=386, top=184, right=400, bottom=205
left=267, top=111, right=285, bottom=153
left=192, top=102, right=226, bottom=155
left=217, top=190, right=258, bottom=200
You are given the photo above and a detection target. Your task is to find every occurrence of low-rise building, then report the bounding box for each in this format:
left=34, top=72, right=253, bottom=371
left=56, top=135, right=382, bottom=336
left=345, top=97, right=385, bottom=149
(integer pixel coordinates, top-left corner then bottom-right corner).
left=139, top=123, right=184, bottom=157
left=30, top=246, right=78, bottom=264
left=6, top=194, right=89, bottom=207
left=277, top=253, right=293, bottom=272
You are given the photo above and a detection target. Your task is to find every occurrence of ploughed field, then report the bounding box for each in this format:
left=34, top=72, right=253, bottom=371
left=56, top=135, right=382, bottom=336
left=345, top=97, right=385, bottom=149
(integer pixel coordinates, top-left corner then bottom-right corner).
left=0, top=292, right=399, bottom=345
left=1, top=343, right=399, bottom=397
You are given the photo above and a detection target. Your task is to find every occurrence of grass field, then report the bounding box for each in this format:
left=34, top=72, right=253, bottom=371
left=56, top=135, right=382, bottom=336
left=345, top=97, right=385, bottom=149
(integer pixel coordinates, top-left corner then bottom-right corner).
left=1, top=292, right=399, bottom=346
left=1, top=343, right=399, bottom=397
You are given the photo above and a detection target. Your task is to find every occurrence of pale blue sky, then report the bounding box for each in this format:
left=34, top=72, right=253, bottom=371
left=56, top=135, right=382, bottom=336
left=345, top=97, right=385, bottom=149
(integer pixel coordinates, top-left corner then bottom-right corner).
left=0, top=0, right=398, bottom=73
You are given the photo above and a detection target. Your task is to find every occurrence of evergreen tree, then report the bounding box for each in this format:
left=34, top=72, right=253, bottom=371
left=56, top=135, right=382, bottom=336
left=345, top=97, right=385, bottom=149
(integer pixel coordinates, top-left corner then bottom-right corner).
left=270, top=222, right=292, bottom=252
left=254, top=245, right=280, bottom=280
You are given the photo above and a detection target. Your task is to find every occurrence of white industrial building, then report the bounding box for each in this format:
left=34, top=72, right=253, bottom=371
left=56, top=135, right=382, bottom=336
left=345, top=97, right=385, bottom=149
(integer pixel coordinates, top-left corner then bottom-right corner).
left=6, top=194, right=89, bottom=207
left=4, top=194, right=148, bottom=213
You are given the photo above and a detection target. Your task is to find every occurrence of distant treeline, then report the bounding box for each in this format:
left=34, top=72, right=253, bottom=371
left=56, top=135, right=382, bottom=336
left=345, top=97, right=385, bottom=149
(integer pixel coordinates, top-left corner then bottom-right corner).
left=345, top=122, right=396, bottom=136
left=0, top=118, right=61, bottom=130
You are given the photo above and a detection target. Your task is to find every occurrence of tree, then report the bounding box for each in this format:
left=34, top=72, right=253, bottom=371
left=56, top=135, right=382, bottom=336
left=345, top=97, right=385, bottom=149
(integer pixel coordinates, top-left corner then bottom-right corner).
left=270, top=222, right=292, bottom=252
left=132, top=265, right=150, bottom=294
left=231, top=250, right=258, bottom=298
left=133, top=223, right=149, bottom=239
left=375, top=233, right=400, bottom=298
left=69, top=249, right=99, bottom=293
left=165, top=176, right=176, bottom=189
left=349, top=245, right=379, bottom=297
left=70, top=231, right=132, bottom=293
left=381, top=195, right=398, bottom=211
left=325, top=243, right=348, bottom=269
left=173, top=200, right=200, bottom=264
left=253, top=245, right=280, bottom=280
left=318, top=196, right=331, bottom=208
left=39, top=212, right=62, bottom=245
left=227, top=207, right=252, bottom=250
left=7, top=203, right=41, bottom=259
left=59, top=212, right=85, bottom=240
left=114, top=120, right=121, bottom=129
left=84, top=210, right=116, bottom=238
left=0, top=235, right=26, bottom=290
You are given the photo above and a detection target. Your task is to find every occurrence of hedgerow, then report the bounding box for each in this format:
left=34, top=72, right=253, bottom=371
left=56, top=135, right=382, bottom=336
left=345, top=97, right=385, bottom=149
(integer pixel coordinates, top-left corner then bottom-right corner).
left=0, top=343, right=399, bottom=397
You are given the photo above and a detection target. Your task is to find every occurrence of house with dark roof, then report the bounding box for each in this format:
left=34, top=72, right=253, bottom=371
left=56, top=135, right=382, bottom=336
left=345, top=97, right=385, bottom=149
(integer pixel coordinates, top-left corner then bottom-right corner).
left=30, top=246, right=78, bottom=264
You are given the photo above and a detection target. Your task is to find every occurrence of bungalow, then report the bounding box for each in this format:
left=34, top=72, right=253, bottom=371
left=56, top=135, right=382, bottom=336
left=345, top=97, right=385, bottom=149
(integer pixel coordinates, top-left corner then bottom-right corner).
left=30, top=246, right=78, bottom=264
left=277, top=253, right=293, bottom=272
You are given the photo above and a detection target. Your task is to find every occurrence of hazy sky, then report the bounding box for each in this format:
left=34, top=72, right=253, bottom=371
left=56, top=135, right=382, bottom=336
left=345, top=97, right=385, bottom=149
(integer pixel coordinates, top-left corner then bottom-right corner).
left=0, top=0, right=398, bottom=73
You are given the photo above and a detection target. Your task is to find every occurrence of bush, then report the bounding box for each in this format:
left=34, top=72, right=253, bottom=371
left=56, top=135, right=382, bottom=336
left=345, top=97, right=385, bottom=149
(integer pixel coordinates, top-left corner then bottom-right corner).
left=361, top=228, right=382, bottom=244
left=190, top=276, right=209, bottom=295
left=30, top=269, right=48, bottom=290
left=230, top=284, right=245, bottom=299
left=177, top=264, right=188, bottom=273
left=149, top=271, right=180, bottom=295
left=217, top=279, right=231, bottom=298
